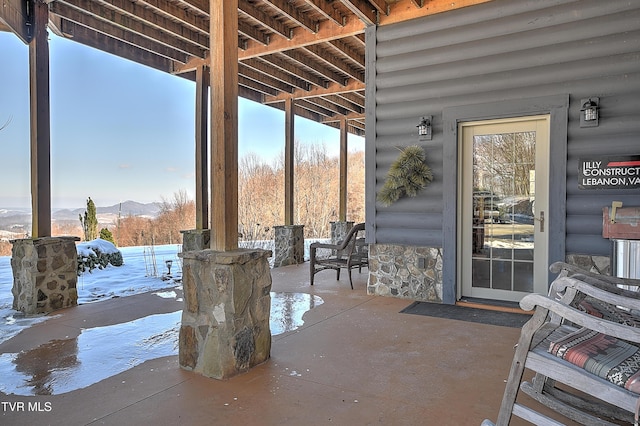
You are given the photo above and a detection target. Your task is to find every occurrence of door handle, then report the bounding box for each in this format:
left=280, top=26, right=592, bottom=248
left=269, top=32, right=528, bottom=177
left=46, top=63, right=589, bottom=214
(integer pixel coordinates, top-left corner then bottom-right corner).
left=534, top=211, right=544, bottom=232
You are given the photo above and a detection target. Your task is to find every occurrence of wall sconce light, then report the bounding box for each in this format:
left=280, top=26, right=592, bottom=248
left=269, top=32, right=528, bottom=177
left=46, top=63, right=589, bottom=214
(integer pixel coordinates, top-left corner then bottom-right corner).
left=580, top=97, right=599, bottom=128
left=417, top=115, right=432, bottom=141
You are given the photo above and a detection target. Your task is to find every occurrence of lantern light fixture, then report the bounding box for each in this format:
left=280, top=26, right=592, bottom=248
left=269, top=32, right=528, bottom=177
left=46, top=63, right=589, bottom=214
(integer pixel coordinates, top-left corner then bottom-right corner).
left=580, top=97, right=599, bottom=128
left=417, top=115, right=432, bottom=141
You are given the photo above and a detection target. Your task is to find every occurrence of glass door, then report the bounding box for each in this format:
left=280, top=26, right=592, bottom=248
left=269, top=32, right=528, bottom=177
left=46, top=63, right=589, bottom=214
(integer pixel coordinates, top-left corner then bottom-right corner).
left=459, top=116, right=549, bottom=302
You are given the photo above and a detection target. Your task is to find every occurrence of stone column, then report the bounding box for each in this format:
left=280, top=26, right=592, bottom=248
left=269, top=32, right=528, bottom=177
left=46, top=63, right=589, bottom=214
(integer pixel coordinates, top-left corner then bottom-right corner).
left=11, top=236, right=80, bottom=315
left=179, top=248, right=272, bottom=379
left=331, top=221, right=355, bottom=244
left=180, top=229, right=211, bottom=253
left=273, top=225, right=304, bottom=268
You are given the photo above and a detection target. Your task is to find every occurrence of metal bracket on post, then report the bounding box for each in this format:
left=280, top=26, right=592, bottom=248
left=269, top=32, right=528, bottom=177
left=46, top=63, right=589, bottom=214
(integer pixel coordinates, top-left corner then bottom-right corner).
left=611, top=201, right=623, bottom=224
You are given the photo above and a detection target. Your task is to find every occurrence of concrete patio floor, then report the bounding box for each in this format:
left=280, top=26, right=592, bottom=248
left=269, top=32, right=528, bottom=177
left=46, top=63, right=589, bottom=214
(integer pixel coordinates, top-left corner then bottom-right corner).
left=0, top=263, right=580, bottom=425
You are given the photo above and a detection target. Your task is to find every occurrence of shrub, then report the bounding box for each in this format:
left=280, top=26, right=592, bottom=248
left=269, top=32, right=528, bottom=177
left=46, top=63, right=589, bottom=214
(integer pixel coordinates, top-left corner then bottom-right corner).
left=77, top=238, right=124, bottom=275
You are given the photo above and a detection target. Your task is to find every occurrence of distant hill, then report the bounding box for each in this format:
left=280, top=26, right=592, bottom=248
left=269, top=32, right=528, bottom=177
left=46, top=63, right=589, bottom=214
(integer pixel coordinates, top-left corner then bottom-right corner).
left=53, top=201, right=162, bottom=221
left=0, top=201, right=162, bottom=235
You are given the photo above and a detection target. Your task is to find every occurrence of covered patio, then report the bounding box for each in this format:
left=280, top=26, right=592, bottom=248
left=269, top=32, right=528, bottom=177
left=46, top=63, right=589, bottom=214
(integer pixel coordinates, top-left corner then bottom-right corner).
left=0, top=265, right=576, bottom=425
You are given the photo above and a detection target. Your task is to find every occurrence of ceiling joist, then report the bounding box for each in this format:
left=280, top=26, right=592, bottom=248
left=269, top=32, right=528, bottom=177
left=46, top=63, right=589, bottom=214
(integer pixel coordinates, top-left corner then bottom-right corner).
left=0, top=0, right=493, bottom=137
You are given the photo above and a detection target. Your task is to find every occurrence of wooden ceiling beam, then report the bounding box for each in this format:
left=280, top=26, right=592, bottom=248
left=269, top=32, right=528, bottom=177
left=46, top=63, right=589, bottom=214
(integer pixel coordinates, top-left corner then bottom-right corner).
left=55, top=19, right=176, bottom=73
left=50, top=4, right=191, bottom=62
left=262, top=54, right=327, bottom=89
left=324, top=94, right=363, bottom=114
left=304, top=96, right=349, bottom=116
left=239, top=13, right=364, bottom=59
left=238, top=21, right=269, bottom=46
left=337, top=91, right=365, bottom=108
left=339, top=0, right=377, bottom=26
left=410, top=0, right=424, bottom=8
left=239, top=75, right=279, bottom=97
left=367, top=0, right=389, bottom=15
left=294, top=104, right=324, bottom=123
left=322, top=111, right=365, bottom=123
left=172, top=55, right=208, bottom=74
left=264, top=79, right=364, bottom=103
left=92, top=0, right=209, bottom=49
left=296, top=99, right=336, bottom=117
left=239, top=1, right=292, bottom=40
left=54, top=0, right=205, bottom=57
left=328, top=38, right=365, bottom=67
left=304, top=0, right=345, bottom=27
left=238, top=85, right=265, bottom=104
left=282, top=49, right=347, bottom=86
left=135, top=0, right=208, bottom=35
left=381, top=0, right=493, bottom=26
left=173, top=0, right=208, bottom=15
left=303, top=44, right=363, bottom=82
left=264, top=0, right=318, bottom=34
left=0, top=0, right=31, bottom=43
left=238, top=63, right=295, bottom=94
left=241, top=58, right=310, bottom=91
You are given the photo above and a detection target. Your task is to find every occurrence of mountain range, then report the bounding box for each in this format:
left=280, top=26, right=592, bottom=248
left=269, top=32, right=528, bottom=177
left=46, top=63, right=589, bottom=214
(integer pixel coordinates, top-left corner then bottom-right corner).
left=0, top=201, right=161, bottom=239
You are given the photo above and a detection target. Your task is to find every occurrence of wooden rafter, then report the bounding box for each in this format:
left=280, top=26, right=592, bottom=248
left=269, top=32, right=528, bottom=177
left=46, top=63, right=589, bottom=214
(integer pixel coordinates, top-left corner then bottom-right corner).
left=57, top=19, right=175, bottom=71
left=239, top=62, right=294, bottom=93
left=241, top=58, right=310, bottom=91
left=304, top=43, right=364, bottom=82
left=264, top=0, right=319, bottom=34
left=239, top=13, right=364, bottom=59
left=50, top=4, right=191, bottom=63
left=2, top=0, right=495, bottom=140
left=304, top=0, right=345, bottom=27
left=264, top=79, right=365, bottom=103
left=94, top=0, right=209, bottom=49
left=53, top=0, right=205, bottom=57
left=281, top=49, right=347, bottom=86
left=340, top=0, right=377, bottom=26
left=261, top=53, right=327, bottom=88
left=239, top=2, right=292, bottom=40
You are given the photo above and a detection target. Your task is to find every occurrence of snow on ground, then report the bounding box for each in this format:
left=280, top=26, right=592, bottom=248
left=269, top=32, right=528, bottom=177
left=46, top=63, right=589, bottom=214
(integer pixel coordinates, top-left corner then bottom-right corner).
left=0, top=244, right=183, bottom=345
left=0, top=240, right=329, bottom=346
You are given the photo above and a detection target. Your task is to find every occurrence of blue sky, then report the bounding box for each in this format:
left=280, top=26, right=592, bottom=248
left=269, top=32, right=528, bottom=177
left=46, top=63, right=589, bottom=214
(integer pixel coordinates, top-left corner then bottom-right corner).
left=0, top=31, right=363, bottom=209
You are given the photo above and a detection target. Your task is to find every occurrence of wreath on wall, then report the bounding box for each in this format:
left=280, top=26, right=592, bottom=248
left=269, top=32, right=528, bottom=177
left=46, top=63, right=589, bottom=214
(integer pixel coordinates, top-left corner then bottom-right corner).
left=377, top=145, right=433, bottom=207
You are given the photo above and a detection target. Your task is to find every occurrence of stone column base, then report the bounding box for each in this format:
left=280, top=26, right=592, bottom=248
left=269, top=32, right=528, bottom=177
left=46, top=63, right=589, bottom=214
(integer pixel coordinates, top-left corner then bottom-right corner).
left=180, top=229, right=211, bottom=252
left=273, top=225, right=304, bottom=267
left=179, top=248, right=272, bottom=379
left=331, top=221, right=354, bottom=244
left=11, top=236, right=80, bottom=315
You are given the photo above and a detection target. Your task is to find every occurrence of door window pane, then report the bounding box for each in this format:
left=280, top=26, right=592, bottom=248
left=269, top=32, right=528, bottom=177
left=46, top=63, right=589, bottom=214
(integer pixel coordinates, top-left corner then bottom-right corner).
left=471, top=131, right=536, bottom=294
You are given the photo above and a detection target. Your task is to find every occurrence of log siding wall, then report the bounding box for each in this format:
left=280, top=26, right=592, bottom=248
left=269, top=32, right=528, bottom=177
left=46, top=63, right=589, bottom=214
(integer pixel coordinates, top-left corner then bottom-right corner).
left=366, top=0, right=640, bottom=259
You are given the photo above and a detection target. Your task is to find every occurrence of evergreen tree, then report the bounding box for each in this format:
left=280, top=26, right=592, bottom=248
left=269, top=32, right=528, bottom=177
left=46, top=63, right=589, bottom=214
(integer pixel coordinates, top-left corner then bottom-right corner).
left=79, top=197, right=99, bottom=241
left=100, top=228, right=116, bottom=245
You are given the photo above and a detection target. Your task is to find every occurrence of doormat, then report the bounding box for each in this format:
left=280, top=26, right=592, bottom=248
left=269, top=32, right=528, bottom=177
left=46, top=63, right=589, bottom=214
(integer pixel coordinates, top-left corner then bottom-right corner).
left=400, top=301, right=530, bottom=328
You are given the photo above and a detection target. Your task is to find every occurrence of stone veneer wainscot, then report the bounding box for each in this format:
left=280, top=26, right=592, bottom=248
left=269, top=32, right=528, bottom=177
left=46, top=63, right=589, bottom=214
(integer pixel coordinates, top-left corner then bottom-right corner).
left=367, top=243, right=443, bottom=302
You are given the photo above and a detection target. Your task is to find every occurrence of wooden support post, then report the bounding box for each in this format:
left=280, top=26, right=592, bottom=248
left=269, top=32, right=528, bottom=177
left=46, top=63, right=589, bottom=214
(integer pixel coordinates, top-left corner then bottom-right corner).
left=29, top=0, right=51, bottom=238
left=339, top=116, right=348, bottom=221
left=195, top=64, right=209, bottom=230
left=284, top=97, right=295, bottom=226
left=209, top=0, right=238, bottom=251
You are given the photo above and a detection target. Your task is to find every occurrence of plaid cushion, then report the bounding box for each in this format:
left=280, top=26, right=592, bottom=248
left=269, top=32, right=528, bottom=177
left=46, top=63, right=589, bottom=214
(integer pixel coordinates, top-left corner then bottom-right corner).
left=548, top=327, right=640, bottom=394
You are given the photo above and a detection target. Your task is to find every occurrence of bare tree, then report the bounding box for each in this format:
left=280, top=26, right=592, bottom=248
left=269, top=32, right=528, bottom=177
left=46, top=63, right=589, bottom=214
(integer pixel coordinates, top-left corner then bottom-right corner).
left=0, top=116, right=12, bottom=132
left=473, top=132, right=535, bottom=197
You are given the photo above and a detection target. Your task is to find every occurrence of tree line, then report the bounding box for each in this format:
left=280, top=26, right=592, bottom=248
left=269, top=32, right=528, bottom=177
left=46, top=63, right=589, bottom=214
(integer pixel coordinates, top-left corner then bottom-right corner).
left=0, top=144, right=364, bottom=254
